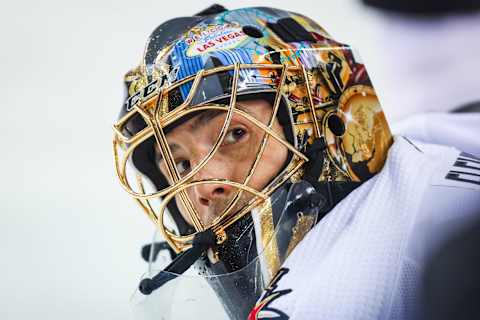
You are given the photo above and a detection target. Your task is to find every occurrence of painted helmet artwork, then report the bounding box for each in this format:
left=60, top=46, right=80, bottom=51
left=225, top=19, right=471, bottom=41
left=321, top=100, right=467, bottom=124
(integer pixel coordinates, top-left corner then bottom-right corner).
left=113, top=5, right=392, bottom=319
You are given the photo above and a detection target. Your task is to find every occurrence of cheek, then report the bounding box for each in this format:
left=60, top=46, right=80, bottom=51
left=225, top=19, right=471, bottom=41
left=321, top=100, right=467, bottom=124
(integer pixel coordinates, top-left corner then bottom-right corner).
left=263, top=137, right=288, bottom=172
left=226, top=138, right=259, bottom=181
left=246, top=131, right=288, bottom=189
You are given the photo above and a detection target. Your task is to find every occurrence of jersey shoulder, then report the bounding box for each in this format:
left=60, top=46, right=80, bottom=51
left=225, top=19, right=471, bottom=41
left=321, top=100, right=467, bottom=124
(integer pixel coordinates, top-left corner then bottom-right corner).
left=406, top=140, right=480, bottom=270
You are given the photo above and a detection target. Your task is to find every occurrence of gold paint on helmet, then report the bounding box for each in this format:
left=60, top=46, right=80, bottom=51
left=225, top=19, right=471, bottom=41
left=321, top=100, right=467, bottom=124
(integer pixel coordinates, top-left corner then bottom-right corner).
left=114, top=56, right=392, bottom=255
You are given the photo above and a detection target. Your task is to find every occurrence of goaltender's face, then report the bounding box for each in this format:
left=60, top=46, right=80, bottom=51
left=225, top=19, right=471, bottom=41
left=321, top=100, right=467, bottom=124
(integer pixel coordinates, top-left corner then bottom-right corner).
left=157, top=99, right=288, bottom=226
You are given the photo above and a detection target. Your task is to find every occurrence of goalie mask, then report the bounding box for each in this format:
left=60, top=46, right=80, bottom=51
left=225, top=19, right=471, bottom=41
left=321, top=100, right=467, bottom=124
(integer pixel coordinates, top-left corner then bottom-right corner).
left=113, top=5, right=392, bottom=320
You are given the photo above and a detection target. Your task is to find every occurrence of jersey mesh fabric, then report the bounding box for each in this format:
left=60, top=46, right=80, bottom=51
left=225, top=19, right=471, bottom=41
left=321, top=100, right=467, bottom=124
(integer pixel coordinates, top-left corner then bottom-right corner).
left=387, top=258, right=421, bottom=320
left=256, top=137, right=477, bottom=320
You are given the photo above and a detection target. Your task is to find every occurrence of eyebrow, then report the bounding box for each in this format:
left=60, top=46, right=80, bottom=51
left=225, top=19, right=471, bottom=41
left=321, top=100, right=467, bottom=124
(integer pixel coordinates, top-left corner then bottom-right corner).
left=155, top=111, right=223, bottom=164
left=190, top=109, right=225, bottom=131
left=157, top=104, right=252, bottom=162
left=167, top=143, right=179, bottom=154
left=190, top=102, right=254, bottom=131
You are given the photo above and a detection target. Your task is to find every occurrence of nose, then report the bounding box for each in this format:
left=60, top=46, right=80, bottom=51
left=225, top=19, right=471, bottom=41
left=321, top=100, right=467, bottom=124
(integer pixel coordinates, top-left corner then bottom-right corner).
left=196, top=183, right=228, bottom=207
left=191, top=154, right=235, bottom=207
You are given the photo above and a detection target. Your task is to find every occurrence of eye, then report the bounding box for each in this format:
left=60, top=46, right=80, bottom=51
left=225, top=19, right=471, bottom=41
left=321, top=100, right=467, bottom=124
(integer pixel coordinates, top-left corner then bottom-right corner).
left=176, top=159, right=191, bottom=175
left=224, top=127, right=247, bottom=145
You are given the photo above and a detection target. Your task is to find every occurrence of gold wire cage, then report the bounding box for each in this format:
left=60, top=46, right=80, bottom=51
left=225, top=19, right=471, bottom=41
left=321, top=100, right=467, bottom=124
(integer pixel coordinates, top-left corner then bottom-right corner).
left=112, top=62, right=330, bottom=253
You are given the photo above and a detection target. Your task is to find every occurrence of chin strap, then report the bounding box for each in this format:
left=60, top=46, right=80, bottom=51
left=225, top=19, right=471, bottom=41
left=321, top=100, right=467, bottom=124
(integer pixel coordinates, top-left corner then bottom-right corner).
left=139, top=229, right=216, bottom=295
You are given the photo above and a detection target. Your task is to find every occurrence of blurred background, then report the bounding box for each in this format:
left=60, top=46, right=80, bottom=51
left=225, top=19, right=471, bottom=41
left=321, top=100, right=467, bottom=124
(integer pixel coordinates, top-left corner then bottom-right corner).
left=1, top=0, right=478, bottom=319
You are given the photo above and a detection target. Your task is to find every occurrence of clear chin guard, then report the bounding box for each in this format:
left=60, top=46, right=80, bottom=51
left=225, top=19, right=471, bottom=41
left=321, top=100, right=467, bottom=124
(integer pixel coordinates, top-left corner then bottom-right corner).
left=130, top=180, right=321, bottom=320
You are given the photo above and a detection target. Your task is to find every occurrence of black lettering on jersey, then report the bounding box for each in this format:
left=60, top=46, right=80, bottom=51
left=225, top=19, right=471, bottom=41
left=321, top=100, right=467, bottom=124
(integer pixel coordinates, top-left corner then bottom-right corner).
left=445, top=152, right=480, bottom=186
left=248, top=268, right=292, bottom=320
left=454, top=154, right=480, bottom=170
left=446, top=171, right=480, bottom=186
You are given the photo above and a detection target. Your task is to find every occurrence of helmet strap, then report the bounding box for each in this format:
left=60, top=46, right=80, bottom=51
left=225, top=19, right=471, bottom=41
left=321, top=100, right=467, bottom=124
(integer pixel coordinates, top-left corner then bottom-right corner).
left=303, top=137, right=328, bottom=183
left=303, top=137, right=362, bottom=215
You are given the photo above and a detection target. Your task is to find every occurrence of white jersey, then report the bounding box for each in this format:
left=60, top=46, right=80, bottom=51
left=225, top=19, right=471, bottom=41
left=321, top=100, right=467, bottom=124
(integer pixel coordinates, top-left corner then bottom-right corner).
left=391, top=112, right=480, bottom=157
left=250, top=137, right=480, bottom=320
